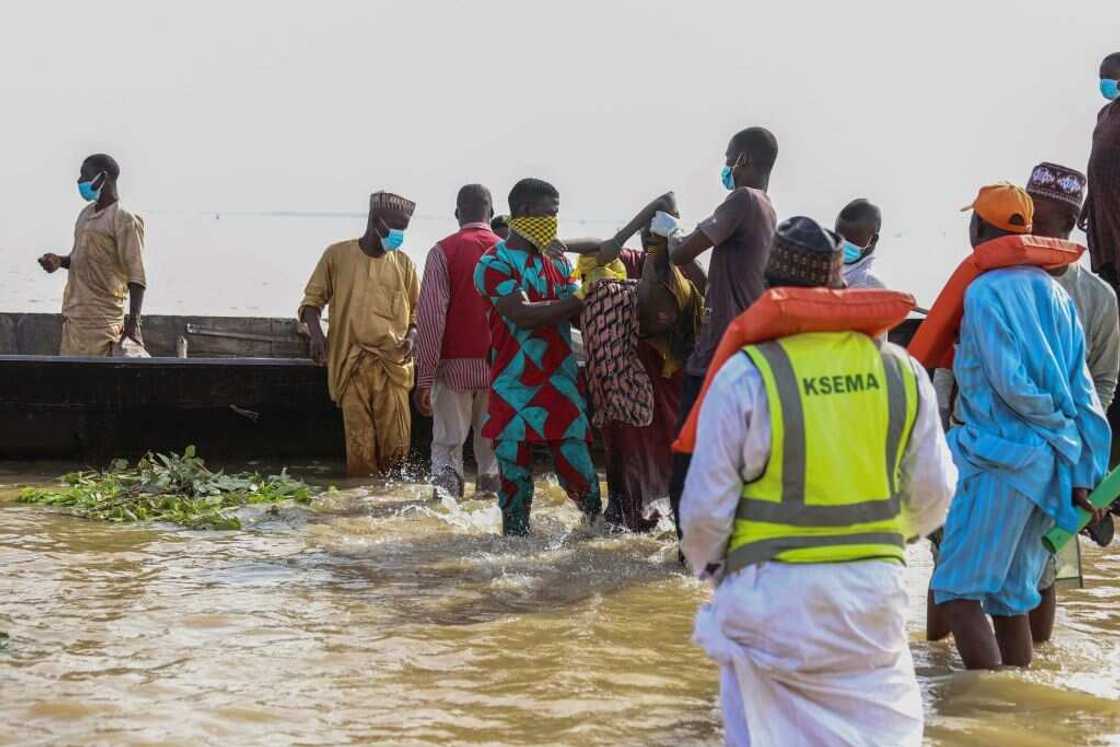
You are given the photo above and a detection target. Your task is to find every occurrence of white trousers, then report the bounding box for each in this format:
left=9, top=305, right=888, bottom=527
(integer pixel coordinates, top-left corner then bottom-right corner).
left=695, top=561, right=923, bottom=747
left=431, top=381, right=497, bottom=480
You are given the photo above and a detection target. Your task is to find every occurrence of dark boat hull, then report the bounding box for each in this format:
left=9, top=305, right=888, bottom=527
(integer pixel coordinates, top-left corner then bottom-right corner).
left=0, top=312, right=357, bottom=463
left=0, top=312, right=921, bottom=464
left=0, top=356, right=345, bottom=462
left=887, top=317, right=922, bottom=350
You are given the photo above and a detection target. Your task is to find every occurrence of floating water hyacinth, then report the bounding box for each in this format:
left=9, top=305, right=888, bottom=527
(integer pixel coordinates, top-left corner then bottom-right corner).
left=18, top=445, right=313, bottom=530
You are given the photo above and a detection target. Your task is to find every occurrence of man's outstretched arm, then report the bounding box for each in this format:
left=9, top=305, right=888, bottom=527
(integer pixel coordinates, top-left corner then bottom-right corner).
left=668, top=229, right=715, bottom=267
left=598, top=192, right=678, bottom=263
left=649, top=209, right=716, bottom=267
left=664, top=188, right=750, bottom=266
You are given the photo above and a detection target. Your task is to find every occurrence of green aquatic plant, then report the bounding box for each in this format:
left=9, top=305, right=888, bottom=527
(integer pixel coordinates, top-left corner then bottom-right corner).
left=17, top=446, right=312, bottom=530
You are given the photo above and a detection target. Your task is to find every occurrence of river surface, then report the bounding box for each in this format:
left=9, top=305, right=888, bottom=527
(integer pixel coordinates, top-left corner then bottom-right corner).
left=2, top=463, right=1119, bottom=746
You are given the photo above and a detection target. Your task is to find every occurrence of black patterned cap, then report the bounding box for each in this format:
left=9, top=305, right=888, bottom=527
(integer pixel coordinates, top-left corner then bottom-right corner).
left=765, top=216, right=843, bottom=289
left=1026, top=162, right=1086, bottom=210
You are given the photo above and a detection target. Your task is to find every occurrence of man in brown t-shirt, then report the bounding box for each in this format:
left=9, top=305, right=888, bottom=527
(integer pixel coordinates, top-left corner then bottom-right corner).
left=38, top=153, right=147, bottom=357
left=1081, top=52, right=1120, bottom=287
left=649, top=126, right=779, bottom=539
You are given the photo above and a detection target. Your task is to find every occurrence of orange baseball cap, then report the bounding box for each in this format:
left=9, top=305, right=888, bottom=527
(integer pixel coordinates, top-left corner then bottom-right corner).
left=961, top=182, right=1034, bottom=234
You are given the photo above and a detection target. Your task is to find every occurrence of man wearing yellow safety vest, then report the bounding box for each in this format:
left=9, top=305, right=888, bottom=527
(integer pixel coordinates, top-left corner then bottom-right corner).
left=681, top=216, right=958, bottom=746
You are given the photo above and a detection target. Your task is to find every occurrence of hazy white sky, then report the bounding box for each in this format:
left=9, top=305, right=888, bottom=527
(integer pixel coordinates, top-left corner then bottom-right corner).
left=1, top=0, right=1116, bottom=312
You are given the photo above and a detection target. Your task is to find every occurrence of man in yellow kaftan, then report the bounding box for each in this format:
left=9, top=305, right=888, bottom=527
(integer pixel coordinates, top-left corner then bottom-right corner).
left=299, top=192, right=419, bottom=476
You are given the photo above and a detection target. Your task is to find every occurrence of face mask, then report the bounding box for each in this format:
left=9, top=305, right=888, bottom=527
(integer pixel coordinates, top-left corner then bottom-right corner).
left=1102, top=79, right=1120, bottom=101
left=380, top=228, right=406, bottom=251
left=720, top=165, right=735, bottom=191
left=508, top=215, right=559, bottom=252
left=77, top=172, right=104, bottom=203
left=841, top=240, right=865, bottom=265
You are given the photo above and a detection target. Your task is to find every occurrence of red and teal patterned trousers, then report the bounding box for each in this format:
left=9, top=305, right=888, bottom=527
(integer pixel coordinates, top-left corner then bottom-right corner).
left=494, top=439, right=601, bottom=535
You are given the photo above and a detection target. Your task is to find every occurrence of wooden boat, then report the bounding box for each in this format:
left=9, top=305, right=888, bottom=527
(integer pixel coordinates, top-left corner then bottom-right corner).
left=0, top=312, right=351, bottom=462
left=888, top=317, right=922, bottom=350
left=0, top=311, right=922, bottom=463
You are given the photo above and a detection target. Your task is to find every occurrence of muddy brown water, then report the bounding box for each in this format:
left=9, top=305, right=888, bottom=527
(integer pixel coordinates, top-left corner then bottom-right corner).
left=2, top=463, right=1118, bottom=746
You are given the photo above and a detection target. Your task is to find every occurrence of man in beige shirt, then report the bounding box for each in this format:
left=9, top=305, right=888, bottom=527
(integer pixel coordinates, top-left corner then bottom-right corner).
left=39, top=154, right=146, bottom=356
left=299, top=192, right=420, bottom=477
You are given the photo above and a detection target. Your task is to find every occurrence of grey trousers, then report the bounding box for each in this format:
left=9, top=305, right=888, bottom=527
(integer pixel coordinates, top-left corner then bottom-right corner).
left=431, top=381, right=497, bottom=482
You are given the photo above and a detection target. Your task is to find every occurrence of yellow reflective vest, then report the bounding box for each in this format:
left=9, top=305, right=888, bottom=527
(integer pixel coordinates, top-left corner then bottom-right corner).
left=725, top=331, right=918, bottom=574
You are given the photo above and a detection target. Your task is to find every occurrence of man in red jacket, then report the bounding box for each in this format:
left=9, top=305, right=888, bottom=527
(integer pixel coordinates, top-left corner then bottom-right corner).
left=415, top=185, right=502, bottom=499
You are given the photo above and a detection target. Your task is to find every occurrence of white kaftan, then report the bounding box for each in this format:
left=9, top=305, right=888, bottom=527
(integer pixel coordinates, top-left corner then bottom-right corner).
left=681, top=345, right=957, bottom=746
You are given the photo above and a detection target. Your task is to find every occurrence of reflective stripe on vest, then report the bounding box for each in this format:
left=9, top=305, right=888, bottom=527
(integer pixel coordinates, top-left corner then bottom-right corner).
left=725, top=532, right=908, bottom=572
left=724, top=332, right=918, bottom=574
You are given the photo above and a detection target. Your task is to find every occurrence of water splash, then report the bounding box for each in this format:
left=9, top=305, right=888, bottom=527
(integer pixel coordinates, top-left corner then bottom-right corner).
left=400, top=493, right=502, bottom=533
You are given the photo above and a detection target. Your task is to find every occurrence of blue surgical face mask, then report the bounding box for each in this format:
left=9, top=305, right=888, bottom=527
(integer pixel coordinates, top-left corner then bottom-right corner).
left=380, top=228, right=406, bottom=251
left=841, top=240, right=865, bottom=265
left=77, top=172, right=104, bottom=203
left=720, top=165, right=735, bottom=191
left=1102, top=79, right=1120, bottom=101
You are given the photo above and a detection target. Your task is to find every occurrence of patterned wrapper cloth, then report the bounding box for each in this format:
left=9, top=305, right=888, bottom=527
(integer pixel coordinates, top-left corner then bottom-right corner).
left=581, top=278, right=655, bottom=428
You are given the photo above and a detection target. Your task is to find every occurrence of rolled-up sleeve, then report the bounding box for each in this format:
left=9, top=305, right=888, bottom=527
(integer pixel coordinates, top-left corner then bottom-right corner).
left=298, top=249, right=333, bottom=318
left=696, top=190, right=746, bottom=248
left=116, top=211, right=146, bottom=287
left=475, top=249, right=517, bottom=303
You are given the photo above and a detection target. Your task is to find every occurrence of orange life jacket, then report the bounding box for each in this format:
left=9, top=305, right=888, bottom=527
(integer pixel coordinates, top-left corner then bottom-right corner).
left=672, top=287, right=916, bottom=454
left=907, top=235, right=1084, bottom=369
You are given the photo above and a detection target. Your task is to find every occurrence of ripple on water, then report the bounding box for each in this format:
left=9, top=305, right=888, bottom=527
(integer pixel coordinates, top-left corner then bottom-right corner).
left=2, top=479, right=1119, bottom=745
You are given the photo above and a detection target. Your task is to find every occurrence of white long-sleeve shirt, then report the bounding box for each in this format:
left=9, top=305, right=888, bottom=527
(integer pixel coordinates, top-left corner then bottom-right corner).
left=842, top=252, right=886, bottom=290
left=681, top=342, right=958, bottom=577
